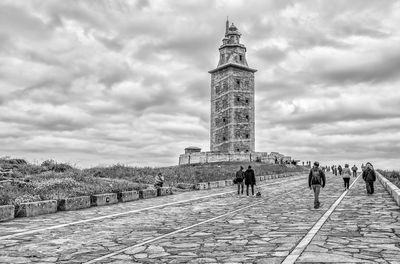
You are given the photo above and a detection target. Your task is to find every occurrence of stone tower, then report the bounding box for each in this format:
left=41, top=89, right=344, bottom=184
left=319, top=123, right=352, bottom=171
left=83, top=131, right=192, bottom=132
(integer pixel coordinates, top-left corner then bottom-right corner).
left=209, top=20, right=257, bottom=153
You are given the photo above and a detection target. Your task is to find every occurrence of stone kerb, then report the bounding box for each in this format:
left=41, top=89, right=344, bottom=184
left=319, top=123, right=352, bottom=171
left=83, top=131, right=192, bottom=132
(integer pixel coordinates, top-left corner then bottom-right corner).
left=208, top=181, right=219, bottom=189
left=139, top=189, right=157, bottom=199
left=377, top=172, right=400, bottom=206
left=58, top=196, right=91, bottom=211
left=91, top=193, right=118, bottom=207
left=118, top=190, right=139, bottom=202
left=16, top=200, right=57, bottom=217
left=225, top=179, right=233, bottom=186
left=195, top=182, right=209, bottom=190
left=217, top=180, right=226, bottom=187
left=0, top=205, right=14, bottom=222
left=158, top=187, right=173, bottom=196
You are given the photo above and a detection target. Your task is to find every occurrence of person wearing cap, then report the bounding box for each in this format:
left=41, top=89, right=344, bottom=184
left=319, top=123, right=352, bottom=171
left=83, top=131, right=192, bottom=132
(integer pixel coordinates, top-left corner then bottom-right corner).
left=362, top=162, right=376, bottom=195
left=342, top=164, right=352, bottom=190
left=308, top=161, right=326, bottom=209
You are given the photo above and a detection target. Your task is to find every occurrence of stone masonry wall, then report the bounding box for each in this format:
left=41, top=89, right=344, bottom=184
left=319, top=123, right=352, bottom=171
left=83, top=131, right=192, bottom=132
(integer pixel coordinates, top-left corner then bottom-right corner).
left=211, top=67, right=255, bottom=153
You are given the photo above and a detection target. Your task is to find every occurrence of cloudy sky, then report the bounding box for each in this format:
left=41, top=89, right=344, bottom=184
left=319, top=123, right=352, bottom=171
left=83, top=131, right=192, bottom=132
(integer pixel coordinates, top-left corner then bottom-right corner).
left=1, top=0, right=400, bottom=169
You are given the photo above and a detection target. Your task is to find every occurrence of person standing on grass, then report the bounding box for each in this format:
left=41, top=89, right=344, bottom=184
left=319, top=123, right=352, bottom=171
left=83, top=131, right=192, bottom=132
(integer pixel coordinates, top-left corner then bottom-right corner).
left=342, top=164, right=352, bottom=190
left=362, top=162, right=376, bottom=195
left=244, top=165, right=256, bottom=196
left=351, top=165, right=358, bottom=177
left=235, top=166, right=245, bottom=195
left=308, top=161, right=326, bottom=209
left=154, top=172, right=165, bottom=196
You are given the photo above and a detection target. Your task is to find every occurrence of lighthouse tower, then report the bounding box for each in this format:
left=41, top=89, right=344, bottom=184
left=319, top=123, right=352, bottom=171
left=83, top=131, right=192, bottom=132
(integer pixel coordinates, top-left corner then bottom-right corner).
left=209, top=19, right=257, bottom=153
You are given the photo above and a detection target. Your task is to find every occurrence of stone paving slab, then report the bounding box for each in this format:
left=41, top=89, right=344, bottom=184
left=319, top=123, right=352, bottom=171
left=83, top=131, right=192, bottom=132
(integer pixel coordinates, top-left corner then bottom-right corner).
left=296, top=176, right=400, bottom=264
left=1, top=173, right=398, bottom=264
left=0, top=175, right=300, bottom=238
left=89, top=174, right=349, bottom=264
left=0, top=176, right=308, bottom=263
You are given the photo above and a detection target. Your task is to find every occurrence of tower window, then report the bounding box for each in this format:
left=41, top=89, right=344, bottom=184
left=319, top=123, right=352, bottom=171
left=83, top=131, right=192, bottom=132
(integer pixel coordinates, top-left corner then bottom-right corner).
left=222, top=136, right=226, bottom=141
left=246, top=115, right=249, bottom=120
left=246, top=134, right=249, bottom=139
left=222, top=117, right=226, bottom=123
left=236, top=80, right=240, bottom=85
left=236, top=97, right=240, bottom=102
left=245, top=149, right=249, bottom=153
left=239, top=55, right=243, bottom=61
left=237, top=148, right=240, bottom=152
left=245, top=99, right=249, bottom=103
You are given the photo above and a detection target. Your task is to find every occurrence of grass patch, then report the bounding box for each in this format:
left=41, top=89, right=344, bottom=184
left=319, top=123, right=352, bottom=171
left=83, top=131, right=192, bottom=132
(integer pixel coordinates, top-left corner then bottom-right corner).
left=1, top=158, right=307, bottom=206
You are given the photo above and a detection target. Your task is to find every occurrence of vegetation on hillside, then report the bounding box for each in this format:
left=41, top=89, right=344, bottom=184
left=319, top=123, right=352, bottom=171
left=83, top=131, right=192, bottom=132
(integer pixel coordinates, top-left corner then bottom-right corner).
left=1, top=157, right=307, bottom=206
left=377, top=169, right=400, bottom=188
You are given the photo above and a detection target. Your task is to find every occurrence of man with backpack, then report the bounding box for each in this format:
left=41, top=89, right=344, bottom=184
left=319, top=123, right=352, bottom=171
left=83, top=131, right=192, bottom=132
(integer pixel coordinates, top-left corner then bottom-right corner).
left=244, top=165, right=256, bottom=196
left=362, top=162, right=376, bottom=195
left=308, top=161, right=326, bottom=209
left=235, top=166, right=245, bottom=195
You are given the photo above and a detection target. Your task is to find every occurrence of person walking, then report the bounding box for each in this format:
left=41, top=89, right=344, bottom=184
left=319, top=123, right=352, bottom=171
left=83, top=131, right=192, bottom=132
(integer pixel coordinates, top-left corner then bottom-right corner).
left=362, top=162, right=376, bottom=195
left=154, top=172, right=165, bottom=196
left=244, top=165, right=256, bottom=196
left=235, top=166, right=245, bottom=195
left=351, top=165, right=358, bottom=177
left=338, top=165, right=343, bottom=176
left=308, top=161, right=326, bottom=209
left=342, top=164, right=351, bottom=190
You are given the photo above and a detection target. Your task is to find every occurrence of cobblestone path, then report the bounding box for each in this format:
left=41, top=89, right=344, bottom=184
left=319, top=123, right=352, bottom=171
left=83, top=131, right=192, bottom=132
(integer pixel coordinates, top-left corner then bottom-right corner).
left=0, top=173, right=399, bottom=263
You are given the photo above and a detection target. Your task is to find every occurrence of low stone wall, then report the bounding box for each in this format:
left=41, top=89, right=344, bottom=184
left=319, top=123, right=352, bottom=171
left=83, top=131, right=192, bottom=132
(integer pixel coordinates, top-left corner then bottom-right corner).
left=59, top=196, right=91, bottom=211
left=140, top=189, right=157, bottom=199
left=158, top=187, right=173, bottom=196
left=118, top=190, right=140, bottom=202
left=377, top=172, right=400, bottom=206
left=0, top=205, right=14, bottom=222
left=16, top=200, right=57, bottom=217
left=179, top=151, right=279, bottom=165
left=91, top=193, right=118, bottom=207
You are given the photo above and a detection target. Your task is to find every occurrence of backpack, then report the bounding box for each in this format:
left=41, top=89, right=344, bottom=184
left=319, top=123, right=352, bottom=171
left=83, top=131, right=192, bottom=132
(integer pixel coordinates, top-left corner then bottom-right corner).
left=311, top=169, right=322, bottom=185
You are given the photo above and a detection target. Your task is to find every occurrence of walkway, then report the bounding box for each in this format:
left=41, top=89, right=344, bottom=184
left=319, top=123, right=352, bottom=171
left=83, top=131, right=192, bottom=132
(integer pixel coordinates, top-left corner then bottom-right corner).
left=0, top=172, right=399, bottom=263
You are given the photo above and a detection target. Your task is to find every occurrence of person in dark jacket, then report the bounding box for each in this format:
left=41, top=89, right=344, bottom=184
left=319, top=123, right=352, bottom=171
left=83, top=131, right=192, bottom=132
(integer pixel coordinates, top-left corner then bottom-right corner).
left=338, top=165, right=342, bottom=175
left=362, top=162, right=376, bottom=195
left=244, top=165, right=256, bottom=196
left=308, top=161, right=326, bottom=209
left=235, top=166, right=245, bottom=195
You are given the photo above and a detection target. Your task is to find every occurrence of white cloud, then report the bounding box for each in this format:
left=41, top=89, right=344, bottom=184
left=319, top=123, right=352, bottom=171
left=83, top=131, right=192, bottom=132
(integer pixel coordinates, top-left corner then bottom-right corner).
left=0, top=0, right=399, bottom=169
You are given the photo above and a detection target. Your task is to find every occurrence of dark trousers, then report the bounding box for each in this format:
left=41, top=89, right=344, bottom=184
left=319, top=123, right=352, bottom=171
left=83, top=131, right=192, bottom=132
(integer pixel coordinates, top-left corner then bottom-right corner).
left=343, top=178, right=350, bottom=189
left=352, top=171, right=357, bottom=177
left=155, top=183, right=163, bottom=196
left=366, top=181, right=374, bottom=194
left=237, top=181, right=244, bottom=194
left=246, top=184, right=254, bottom=196
left=312, top=185, right=321, bottom=207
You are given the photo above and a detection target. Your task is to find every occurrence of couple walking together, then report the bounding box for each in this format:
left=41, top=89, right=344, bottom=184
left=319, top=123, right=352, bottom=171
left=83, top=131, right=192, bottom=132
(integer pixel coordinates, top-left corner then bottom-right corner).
left=235, top=166, right=256, bottom=196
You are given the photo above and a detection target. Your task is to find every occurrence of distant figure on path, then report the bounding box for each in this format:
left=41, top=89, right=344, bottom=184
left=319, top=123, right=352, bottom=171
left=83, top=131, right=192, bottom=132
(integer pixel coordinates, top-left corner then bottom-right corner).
left=235, top=166, right=245, bottom=195
left=338, top=165, right=343, bottom=175
left=351, top=165, right=358, bottom=177
left=244, top=165, right=256, bottom=196
left=308, top=161, right=326, bottom=209
left=154, top=172, right=165, bottom=196
left=342, top=164, right=351, bottom=190
left=362, top=162, right=376, bottom=195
